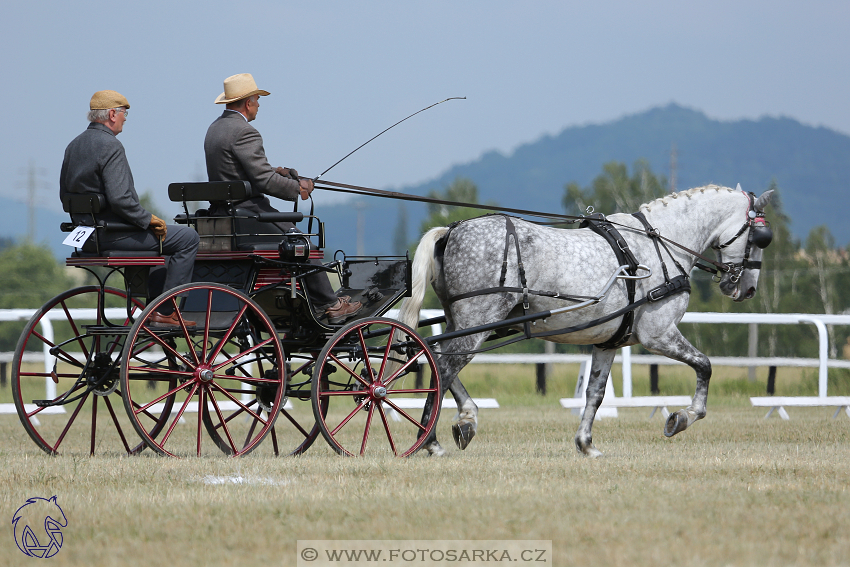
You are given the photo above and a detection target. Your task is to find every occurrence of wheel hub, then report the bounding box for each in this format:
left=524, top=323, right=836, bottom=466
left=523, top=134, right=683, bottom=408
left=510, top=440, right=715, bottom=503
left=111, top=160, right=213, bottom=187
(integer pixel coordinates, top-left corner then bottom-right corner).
left=198, top=368, right=215, bottom=383
left=371, top=385, right=387, bottom=399
left=90, top=352, right=119, bottom=396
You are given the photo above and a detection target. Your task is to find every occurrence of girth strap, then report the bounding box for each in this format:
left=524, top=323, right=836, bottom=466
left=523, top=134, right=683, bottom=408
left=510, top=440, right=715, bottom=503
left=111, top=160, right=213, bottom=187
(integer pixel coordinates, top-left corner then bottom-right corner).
left=579, top=214, right=639, bottom=349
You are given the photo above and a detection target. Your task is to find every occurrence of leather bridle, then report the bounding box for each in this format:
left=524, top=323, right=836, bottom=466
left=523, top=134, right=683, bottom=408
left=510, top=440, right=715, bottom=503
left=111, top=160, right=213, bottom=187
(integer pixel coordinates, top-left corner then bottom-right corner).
left=711, top=191, right=773, bottom=283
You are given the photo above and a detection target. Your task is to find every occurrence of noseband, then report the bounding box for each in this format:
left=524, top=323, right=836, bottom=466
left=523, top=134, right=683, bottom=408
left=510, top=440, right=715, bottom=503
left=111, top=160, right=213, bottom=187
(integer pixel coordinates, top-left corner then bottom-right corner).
left=712, top=191, right=773, bottom=283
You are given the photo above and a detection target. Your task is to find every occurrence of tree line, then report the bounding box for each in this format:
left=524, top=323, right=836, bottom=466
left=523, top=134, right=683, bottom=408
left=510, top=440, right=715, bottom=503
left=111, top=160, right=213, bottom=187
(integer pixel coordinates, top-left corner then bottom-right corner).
left=410, top=162, right=850, bottom=363
left=1, top=162, right=849, bottom=364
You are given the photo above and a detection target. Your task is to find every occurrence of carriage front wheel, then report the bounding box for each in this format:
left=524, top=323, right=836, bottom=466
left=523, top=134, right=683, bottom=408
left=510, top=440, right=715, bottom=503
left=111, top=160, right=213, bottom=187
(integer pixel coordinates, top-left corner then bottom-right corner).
left=120, top=283, right=286, bottom=457
left=311, top=317, right=441, bottom=457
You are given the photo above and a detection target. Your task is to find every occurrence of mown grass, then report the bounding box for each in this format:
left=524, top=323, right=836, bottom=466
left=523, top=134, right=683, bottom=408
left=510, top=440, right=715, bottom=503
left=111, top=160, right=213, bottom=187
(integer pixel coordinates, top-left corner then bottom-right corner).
left=2, top=365, right=849, bottom=567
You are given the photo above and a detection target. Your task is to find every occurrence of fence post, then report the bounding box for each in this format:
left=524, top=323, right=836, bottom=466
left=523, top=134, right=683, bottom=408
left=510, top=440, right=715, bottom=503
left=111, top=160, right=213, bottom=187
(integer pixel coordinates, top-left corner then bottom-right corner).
left=766, top=365, right=777, bottom=395
left=0, top=361, right=6, bottom=387
left=748, top=323, right=758, bottom=382
left=650, top=364, right=659, bottom=395
left=536, top=341, right=554, bottom=395
left=535, top=363, right=547, bottom=395
left=415, top=365, right=423, bottom=390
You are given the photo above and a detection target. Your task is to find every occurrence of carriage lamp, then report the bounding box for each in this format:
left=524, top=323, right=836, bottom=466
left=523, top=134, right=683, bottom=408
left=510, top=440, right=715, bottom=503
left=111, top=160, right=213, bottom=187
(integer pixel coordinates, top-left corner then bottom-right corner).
left=278, top=229, right=310, bottom=261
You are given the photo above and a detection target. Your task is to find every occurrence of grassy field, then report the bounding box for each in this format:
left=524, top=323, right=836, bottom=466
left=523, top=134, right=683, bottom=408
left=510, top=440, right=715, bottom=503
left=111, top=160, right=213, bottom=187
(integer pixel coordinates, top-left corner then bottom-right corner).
left=2, top=364, right=849, bottom=566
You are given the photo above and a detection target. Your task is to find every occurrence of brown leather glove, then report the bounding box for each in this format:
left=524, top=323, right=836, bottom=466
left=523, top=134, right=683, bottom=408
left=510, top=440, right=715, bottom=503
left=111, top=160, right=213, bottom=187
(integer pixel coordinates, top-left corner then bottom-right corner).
left=275, top=167, right=299, bottom=180
left=149, top=214, right=167, bottom=239
left=299, top=178, right=314, bottom=200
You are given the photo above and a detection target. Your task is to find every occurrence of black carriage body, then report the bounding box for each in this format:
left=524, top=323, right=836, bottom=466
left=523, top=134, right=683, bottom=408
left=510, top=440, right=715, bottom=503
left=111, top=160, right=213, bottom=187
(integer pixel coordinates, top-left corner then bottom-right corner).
left=167, top=182, right=412, bottom=348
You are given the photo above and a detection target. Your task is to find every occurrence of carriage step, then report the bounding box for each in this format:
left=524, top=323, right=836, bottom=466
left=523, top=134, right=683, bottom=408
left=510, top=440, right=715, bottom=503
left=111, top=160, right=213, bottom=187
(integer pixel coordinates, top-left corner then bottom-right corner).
left=82, top=325, right=133, bottom=335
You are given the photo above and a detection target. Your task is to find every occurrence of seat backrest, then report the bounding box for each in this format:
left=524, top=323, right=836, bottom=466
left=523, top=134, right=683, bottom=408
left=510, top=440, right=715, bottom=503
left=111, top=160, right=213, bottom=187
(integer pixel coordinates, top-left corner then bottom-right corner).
left=62, top=193, right=107, bottom=214
left=168, top=181, right=253, bottom=203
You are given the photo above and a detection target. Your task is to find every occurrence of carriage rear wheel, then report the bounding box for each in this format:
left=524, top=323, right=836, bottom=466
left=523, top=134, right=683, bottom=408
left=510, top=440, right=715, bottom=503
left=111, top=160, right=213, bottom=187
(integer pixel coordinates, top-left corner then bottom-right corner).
left=120, top=282, right=286, bottom=457
left=10, top=286, right=162, bottom=455
left=311, top=317, right=441, bottom=457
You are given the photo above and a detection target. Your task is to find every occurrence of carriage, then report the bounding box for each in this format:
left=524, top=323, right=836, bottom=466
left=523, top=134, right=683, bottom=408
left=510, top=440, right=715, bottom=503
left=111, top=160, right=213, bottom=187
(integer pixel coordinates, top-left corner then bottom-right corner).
left=10, top=179, right=775, bottom=458
left=11, top=181, right=442, bottom=458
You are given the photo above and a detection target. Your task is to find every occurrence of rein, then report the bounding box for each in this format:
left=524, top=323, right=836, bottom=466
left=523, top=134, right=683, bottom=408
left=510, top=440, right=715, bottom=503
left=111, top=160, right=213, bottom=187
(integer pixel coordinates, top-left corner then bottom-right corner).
left=314, top=178, right=741, bottom=277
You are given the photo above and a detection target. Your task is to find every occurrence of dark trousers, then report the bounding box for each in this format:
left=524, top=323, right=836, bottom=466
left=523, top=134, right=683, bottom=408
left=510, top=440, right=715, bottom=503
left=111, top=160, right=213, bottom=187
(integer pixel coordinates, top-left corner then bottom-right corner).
left=91, top=225, right=199, bottom=300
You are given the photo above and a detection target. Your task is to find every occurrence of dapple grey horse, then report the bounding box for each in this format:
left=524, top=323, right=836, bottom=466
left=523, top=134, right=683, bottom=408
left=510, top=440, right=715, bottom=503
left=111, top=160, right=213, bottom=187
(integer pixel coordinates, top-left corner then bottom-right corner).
left=399, top=185, right=773, bottom=457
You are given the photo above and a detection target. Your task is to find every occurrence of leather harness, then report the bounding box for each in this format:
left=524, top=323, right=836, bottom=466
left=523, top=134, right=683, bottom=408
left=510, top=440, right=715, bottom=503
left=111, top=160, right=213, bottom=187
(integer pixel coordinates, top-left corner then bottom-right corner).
left=442, top=214, right=692, bottom=350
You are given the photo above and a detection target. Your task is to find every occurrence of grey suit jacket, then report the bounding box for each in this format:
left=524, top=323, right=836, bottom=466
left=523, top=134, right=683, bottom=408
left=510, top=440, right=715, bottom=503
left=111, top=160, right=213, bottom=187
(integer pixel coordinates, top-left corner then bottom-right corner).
left=60, top=122, right=151, bottom=228
left=204, top=110, right=300, bottom=212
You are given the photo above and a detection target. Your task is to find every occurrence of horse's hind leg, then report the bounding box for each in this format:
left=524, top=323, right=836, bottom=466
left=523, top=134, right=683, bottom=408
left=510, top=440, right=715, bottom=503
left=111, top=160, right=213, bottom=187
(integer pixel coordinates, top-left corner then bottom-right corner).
left=449, top=377, right=478, bottom=450
left=575, top=347, right=617, bottom=457
left=420, top=334, right=485, bottom=456
left=642, top=327, right=712, bottom=437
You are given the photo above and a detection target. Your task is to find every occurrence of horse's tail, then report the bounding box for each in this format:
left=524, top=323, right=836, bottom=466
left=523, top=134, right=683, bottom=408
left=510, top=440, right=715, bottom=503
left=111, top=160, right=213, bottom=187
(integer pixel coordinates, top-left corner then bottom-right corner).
left=398, top=226, right=449, bottom=329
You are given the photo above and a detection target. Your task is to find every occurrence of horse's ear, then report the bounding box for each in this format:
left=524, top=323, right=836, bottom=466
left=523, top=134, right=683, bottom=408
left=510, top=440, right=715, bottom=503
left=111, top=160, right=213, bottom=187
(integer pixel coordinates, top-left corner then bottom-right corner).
left=754, top=190, right=774, bottom=213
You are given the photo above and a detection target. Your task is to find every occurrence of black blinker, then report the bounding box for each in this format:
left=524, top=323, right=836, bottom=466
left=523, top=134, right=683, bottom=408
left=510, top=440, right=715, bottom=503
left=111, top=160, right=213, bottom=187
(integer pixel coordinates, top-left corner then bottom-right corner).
left=752, top=225, right=773, bottom=249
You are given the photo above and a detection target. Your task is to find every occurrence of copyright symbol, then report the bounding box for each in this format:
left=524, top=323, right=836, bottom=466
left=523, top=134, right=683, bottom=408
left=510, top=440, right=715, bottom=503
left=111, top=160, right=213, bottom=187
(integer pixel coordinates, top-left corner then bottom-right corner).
left=301, top=547, right=318, bottom=561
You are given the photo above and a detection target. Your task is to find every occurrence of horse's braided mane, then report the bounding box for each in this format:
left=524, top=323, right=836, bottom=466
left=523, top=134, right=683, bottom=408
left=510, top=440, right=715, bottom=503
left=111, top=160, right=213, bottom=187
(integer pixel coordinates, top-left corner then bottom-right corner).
left=638, top=183, right=734, bottom=212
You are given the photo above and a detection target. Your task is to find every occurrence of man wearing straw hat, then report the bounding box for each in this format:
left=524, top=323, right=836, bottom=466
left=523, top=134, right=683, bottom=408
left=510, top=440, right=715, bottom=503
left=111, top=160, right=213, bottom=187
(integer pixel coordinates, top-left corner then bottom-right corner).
left=204, top=73, right=361, bottom=323
left=60, top=90, right=199, bottom=326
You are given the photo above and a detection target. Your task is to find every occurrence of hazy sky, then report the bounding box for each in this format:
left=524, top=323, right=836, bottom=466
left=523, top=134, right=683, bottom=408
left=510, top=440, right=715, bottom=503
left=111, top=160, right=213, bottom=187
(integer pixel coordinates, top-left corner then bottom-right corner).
left=3, top=0, right=849, bottom=216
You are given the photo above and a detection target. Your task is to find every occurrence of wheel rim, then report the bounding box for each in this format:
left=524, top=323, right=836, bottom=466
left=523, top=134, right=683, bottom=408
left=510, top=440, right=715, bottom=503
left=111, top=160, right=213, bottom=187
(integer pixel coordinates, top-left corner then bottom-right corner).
left=10, top=286, right=154, bottom=456
left=311, top=317, right=441, bottom=457
left=121, top=283, right=285, bottom=457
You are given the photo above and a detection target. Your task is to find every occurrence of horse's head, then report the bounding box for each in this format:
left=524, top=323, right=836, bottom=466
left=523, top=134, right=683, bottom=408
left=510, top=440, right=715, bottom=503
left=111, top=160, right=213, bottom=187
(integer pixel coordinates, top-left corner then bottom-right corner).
left=714, top=188, right=774, bottom=301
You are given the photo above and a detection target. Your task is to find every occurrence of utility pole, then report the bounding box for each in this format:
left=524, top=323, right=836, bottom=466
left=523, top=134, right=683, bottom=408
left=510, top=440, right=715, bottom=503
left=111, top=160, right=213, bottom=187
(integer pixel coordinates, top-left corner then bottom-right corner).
left=19, top=161, right=49, bottom=242
left=354, top=200, right=366, bottom=256
left=669, top=143, right=677, bottom=193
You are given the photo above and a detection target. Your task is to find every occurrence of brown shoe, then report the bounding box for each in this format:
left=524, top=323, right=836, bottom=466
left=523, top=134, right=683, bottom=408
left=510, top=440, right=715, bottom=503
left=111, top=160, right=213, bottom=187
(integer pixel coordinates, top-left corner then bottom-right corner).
left=149, top=311, right=196, bottom=327
left=325, top=297, right=362, bottom=324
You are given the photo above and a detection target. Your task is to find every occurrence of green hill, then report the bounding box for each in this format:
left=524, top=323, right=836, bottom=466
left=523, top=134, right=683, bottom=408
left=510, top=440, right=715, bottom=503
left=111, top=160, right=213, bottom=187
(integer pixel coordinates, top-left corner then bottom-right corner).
left=317, top=103, right=850, bottom=255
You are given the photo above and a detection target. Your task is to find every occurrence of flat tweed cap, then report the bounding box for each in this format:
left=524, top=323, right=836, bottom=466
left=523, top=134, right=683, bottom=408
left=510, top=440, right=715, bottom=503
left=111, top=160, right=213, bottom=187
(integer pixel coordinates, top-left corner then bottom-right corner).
left=90, top=90, right=130, bottom=110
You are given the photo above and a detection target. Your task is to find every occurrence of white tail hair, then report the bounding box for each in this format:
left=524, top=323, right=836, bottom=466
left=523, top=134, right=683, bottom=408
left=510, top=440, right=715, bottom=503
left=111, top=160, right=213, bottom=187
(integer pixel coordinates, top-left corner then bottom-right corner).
left=397, top=226, right=449, bottom=329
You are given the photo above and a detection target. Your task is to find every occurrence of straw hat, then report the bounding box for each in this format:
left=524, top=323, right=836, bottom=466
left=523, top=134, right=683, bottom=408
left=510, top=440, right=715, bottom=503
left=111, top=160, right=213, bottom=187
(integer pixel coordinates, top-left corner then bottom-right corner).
left=90, top=90, right=130, bottom=110
left=215, top=73, right=270, bottom=104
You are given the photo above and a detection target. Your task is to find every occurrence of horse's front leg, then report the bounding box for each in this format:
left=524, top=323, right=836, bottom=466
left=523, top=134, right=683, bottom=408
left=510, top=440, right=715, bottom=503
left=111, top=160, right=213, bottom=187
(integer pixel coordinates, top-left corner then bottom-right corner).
left=575, top=347, right=617, bottom=457
left=643, top=327, right=712, bottom=437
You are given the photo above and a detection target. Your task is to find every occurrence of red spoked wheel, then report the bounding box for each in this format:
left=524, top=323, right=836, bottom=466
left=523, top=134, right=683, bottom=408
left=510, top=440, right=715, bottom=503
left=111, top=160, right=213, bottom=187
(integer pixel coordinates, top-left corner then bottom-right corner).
left=10, top=286, right=158, bottom=455
left=120, top=282, right=286, bottom=457
left=311, top=317, right=441, bottom=457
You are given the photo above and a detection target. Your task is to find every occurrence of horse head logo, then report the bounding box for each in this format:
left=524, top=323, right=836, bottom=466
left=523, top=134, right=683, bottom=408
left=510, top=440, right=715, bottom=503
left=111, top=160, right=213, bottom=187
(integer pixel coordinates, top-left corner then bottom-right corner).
left=12, top=496, right=68, bottom=558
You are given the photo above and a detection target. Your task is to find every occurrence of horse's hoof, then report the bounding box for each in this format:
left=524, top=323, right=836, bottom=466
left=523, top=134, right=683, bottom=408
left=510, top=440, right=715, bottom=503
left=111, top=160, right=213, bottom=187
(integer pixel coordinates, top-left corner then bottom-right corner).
left=664, top=410, right=689, bottom=437
left=424, top=441, right=446, bottom=457
left=452, top=422, right=476, bottom=450
left=576, top=443, right=603, bottom=458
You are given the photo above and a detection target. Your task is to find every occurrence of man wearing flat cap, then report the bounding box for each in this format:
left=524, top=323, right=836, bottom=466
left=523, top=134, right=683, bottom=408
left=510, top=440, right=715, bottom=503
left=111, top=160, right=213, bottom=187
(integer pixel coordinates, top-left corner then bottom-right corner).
left=204, top=73, right=361, bottom=323
left=60, top=90, right=200, bottom=326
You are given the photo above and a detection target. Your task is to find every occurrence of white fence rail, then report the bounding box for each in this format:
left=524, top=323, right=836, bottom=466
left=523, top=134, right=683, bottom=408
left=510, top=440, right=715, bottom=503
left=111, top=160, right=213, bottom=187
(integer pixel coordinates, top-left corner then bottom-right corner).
left=3, top=308, right=850, bottom=419
left=390, top=309, right=850, bottom=399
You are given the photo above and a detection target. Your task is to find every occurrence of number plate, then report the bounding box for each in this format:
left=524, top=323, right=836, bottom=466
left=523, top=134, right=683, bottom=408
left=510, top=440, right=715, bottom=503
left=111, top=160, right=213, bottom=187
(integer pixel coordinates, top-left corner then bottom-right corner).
left=62, top=226, right=95, bottom=247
